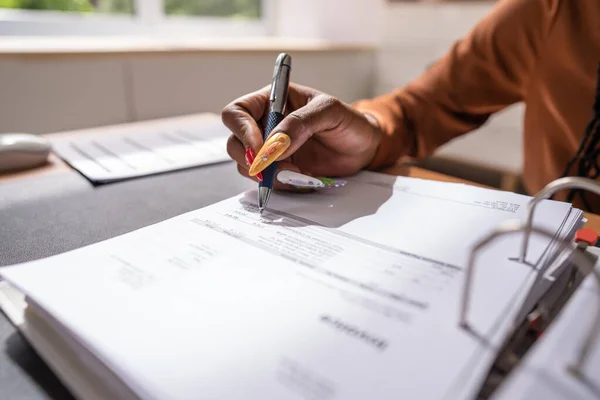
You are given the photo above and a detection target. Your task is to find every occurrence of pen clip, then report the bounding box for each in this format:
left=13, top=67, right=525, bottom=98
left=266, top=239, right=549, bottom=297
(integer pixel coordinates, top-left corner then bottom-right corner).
left=269, top=53, right=291, bottom=113
left=269, top=66, right=279, bottom=103
left=519, top=177, right=600, bottom=264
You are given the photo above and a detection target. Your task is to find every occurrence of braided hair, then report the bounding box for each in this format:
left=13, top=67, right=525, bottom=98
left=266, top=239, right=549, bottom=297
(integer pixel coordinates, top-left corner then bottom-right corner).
left=558, top=62, right=600, bottom=211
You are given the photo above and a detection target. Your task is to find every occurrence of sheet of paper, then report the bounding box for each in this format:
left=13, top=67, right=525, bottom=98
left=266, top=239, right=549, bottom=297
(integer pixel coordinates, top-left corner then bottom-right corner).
left=491, top=247, right=600, bottom=400
left=0, top=282, right=137, bottom=400
left=51, top=120, right=231, bottom=183
left=0, top=171, right=580, bottom=400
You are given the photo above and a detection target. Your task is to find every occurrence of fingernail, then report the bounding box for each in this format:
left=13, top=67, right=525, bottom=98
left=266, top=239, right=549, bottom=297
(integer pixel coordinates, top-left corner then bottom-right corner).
left=245, top=147, right=263, bottom=181
left=248, top=132, right=291, bottom=177
left=316, top=177, right=347, bottom=188
left=245, top=147, right=254, bottom=166
left=277, top=170, right=325, bottom=188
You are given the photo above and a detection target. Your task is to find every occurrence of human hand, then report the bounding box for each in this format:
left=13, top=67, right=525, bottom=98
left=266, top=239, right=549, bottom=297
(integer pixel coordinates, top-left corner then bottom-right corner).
left=221, top=83, right=382, bottom=190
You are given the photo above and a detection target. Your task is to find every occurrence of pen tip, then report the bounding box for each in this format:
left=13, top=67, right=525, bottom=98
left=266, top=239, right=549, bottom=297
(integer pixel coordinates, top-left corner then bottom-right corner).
left=257, top=187, right=272, bottom=214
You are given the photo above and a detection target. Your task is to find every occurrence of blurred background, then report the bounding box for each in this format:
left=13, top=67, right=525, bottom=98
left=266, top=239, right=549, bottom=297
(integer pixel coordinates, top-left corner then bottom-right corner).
left=0, top=0, right=260, bottom=18
left=0, top=0, right=523, bottom=190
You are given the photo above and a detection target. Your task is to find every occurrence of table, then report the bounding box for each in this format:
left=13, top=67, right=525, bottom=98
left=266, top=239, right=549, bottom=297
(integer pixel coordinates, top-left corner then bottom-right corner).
left=1, top=114, right=599, bottom=399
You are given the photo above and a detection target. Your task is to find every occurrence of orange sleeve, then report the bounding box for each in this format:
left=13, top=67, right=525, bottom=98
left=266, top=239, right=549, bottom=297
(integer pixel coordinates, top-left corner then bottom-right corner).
left=352, top=0, right=561, bottom=169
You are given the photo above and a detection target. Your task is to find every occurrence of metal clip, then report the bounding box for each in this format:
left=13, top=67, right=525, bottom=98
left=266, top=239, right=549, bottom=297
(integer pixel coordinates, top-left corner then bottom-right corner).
left=459, top=219, right=600, bottom=377
left=519, top=177, right=600, bottom=264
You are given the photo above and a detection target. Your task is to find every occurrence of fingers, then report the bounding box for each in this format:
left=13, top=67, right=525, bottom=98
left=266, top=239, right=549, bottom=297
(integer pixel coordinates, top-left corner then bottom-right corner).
left=248, top=132, right=291, bottom=177
left=276, top=170, right=325, bottom=188
left=221, top=83, right=319, bottom=153
left=239, top=159, right=312, bottom=193
left=221, top=85, right=271, bottom=152
left=226, top=133, right=247, bottom=167
left=270, top=161, right=316, bottom=192
left=246, top=95, right=347, bottom=176
left=224, top=84, right=345, bottom=181
left=228, top=133, right=310, bottom=192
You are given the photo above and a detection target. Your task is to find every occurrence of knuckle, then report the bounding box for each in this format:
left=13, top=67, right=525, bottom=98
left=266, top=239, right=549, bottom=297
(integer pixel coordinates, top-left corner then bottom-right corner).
left=285, top=111, right=311, bottom=137
left=317, top=94, right=347, bottom=128
left=286, top=111, right=306, bottom=125
left=320, top=94, right=342, bottom=111
left=221, top=103, right=237, bottom=124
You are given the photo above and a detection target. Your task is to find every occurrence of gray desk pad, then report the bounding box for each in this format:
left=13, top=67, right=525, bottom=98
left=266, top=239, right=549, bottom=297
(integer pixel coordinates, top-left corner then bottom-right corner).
left=0, top=162, right=255, bottom=399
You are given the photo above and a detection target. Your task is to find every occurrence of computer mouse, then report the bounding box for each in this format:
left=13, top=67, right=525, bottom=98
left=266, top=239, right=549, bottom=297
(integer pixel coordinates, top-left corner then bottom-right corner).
left=0, top=133, right=51, bottom=172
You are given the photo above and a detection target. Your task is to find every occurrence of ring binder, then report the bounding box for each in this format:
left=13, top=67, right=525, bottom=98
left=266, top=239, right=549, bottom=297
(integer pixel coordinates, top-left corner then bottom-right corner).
left=519, top=177, right=600, bottom=263
left=566, top=268, right=600, bottom=379
left=459, top=219, right=600, bottom=377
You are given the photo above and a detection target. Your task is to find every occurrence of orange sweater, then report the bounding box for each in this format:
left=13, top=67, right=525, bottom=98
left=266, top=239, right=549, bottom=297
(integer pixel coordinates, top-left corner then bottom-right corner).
left=353, top=0, right=600, bottom=212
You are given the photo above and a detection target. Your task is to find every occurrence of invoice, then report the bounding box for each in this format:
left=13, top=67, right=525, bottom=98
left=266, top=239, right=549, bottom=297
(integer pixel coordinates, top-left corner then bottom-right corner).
left=0, top=171, right=582, bottom=399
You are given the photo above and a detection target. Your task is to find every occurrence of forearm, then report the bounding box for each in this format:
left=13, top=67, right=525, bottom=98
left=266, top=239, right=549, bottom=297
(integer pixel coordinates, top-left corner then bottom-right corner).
left=352, top=83, right=488, bottom=169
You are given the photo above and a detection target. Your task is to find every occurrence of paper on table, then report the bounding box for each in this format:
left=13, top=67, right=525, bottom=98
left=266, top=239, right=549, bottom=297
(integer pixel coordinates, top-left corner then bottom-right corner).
left=491, top=247, right=600, bottom=400
left=51, top=120, right=231, bottom=183
left=0, top=171, right=579, bottom=400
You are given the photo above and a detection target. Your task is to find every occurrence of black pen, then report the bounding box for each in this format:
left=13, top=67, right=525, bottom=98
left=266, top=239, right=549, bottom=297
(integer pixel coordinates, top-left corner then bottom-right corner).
left=257, top=53, right=291, bottom=213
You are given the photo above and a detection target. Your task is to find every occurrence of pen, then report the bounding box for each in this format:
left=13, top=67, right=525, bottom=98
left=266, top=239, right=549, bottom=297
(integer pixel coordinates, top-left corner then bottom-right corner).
left=258, top=53, right=291, bottom=213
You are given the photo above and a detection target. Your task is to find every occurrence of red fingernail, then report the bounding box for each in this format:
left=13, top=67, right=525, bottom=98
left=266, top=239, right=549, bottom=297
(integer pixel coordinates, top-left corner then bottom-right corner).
left=245, top=147, right=255, bottom=166
left=245, top=147, right=263, bottom=181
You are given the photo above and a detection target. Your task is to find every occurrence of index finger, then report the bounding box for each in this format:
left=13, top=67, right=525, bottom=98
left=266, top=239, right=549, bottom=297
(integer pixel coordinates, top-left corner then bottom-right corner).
left=221, top=85, right=270, bottom=152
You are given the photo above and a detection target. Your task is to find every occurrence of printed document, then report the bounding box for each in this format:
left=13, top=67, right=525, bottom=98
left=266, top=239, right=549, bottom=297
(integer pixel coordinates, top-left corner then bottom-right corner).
left=52, top=120, right=230, bottom=183
left=0, top=171, right=582, bottom=400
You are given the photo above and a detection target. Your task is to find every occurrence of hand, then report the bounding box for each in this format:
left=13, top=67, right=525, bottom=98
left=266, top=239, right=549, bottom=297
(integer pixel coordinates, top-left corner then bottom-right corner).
left=221, top=83, right=382, bottom=190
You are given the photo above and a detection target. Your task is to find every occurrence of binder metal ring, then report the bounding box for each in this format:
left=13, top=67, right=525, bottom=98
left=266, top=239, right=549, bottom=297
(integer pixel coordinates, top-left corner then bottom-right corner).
left=459, top=219, right=600, bottom=377
left=519, top=177, right=600, bottom=263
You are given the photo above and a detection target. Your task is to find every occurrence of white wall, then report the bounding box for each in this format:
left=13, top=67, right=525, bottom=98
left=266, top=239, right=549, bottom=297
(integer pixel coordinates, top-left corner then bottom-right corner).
left=0, top=48, right=376, bottom=134
left=378, top=2, right=524, bottom=175
left=0, top=1, right=524, bottom=179
left=276, top=0, right=385, bottom=45
left=0, top=0, right=385, bottom=135
left=377, top=2, right=494, bottom=94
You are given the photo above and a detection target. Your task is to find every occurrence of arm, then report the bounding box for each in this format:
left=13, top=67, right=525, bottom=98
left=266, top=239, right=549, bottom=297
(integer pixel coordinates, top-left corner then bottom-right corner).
left=353, top=0, right=561, bottom=169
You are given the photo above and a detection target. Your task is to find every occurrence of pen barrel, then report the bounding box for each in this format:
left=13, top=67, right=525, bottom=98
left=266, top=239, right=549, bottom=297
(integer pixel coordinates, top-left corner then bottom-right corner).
left=259, top=111, right=285, bottom=188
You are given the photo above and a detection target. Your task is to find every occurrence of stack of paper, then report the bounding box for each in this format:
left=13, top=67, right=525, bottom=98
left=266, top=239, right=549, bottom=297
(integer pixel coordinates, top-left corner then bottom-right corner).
left=491, top=246, right=600, bottom=400
left=0, top=171, right=585, bottom=399
left=52, top=119, right=231, bottom=184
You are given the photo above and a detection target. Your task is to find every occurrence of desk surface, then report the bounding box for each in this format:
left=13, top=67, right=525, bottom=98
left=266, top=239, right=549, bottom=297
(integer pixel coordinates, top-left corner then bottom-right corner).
left=4, top=143, right=598, bottom=231
left=1, top=114, right=599, bottom=399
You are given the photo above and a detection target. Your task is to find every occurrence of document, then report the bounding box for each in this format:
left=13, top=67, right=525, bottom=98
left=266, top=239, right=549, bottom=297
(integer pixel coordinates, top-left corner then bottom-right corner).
left=52, top=119, right=231, bottom=183
left=0, top=171, right=582, bottom=400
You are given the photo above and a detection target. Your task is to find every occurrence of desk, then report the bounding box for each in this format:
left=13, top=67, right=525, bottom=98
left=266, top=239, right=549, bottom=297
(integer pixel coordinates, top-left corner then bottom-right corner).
left=1, top=115, right=599, bottom=399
